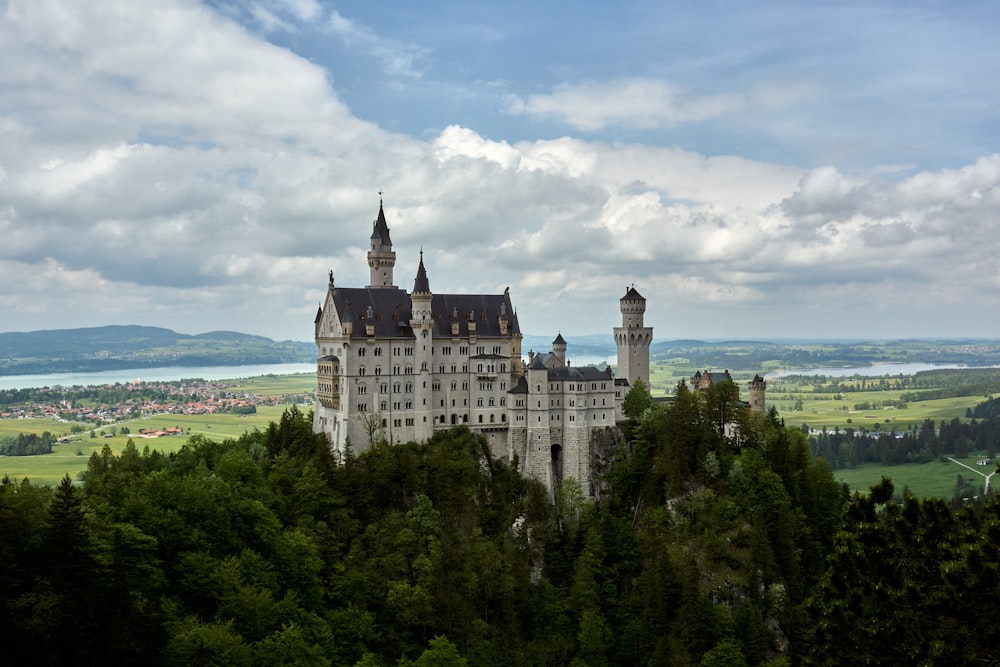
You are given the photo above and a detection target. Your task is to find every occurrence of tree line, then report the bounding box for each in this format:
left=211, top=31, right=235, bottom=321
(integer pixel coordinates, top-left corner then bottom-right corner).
left=2, top=389, right=1000, bottom=664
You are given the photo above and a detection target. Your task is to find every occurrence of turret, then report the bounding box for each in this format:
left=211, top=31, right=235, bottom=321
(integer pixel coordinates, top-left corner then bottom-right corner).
left=613, top=286, right=653, bottom=389
left=748, top=374, right=767, bottom=414
left=552, top=333, right=567, bottom=366
left=367, top=200, right=396, bottom=288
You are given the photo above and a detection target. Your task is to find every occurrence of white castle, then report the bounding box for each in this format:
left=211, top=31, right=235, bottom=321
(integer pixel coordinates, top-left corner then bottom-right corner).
left=312, top=201, right=764, bottom=497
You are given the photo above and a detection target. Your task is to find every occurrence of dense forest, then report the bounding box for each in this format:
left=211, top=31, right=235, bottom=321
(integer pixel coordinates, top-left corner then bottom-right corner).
left=3, top=390, right=1000, bottom=664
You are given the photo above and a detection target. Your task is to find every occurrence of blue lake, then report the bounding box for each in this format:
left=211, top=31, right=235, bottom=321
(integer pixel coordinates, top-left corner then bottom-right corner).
left=0, top=363, right=317, bottom=391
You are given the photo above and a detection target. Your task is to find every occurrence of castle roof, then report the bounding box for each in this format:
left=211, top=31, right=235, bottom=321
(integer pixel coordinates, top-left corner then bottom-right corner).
left=371, top=202, right=392, bottom=245
left=545, top=365, right=614, bottom=382
left=621, top=286, right=645, bottom=301
left=331, top=286, right=520, bottom=340
left=751, top=374, right=765, bottom=383
left=553, top=333, right=566, bottom=345
left=413, top=252, right=430, bottom=293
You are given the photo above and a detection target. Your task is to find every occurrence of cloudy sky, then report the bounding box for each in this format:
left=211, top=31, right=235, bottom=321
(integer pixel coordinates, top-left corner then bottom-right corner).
left=2, top=1, right=999, bottom=343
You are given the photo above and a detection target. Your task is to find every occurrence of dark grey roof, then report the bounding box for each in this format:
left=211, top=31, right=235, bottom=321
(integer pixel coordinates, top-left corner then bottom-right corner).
left=331, top=286, right=520, bottom=340
left=510, top=376, right=529, bottom=394
left=314, top=306, right=323, bottom=324
left=751, top=374, right=765, bottom=383
left=371, top=202, right=392, bottom=245
left=553, top=333, right=566, bottom=345
left=319, top=355, right=339, bottom=361
left=546, top=366, right=613, bottom=382
left=413, top=253, right=430, bottom=293
left=621, top=286, right=645, bottom=301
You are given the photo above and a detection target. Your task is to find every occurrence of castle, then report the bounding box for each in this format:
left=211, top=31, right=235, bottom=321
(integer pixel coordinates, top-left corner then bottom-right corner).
left=313, top=202, right=764, bottom=497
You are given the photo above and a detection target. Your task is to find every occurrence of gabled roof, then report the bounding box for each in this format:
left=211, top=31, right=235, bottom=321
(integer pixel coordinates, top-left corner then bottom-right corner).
left=371, top=202, right=392, bottom=245
left=546, top=365, right=614, bottom=382
left=330, top=287, right=520, bottom=340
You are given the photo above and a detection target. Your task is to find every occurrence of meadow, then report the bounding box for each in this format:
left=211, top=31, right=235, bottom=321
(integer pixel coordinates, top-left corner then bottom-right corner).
left=830, top=455, right=997, bottom=499
left=0, top=373, right=316, bottom=485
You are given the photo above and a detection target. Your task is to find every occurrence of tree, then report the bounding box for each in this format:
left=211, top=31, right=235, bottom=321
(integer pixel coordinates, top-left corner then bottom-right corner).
left=622, top=379, right=653, bottom=421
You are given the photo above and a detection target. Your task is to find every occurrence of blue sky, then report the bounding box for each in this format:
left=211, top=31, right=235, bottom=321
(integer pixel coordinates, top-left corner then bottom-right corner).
left=1, top=0, right=999, bottom=342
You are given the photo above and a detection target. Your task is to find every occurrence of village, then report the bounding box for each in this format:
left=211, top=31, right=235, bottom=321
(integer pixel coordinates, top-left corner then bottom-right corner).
left=0, top=378, right=292, bottom=427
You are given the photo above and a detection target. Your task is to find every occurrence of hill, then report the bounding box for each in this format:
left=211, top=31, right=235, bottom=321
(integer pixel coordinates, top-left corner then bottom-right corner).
left=0, top=325, right=313, bottom=375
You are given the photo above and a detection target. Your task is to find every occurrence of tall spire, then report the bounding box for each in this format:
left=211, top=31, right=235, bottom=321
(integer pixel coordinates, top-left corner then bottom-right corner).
left=371, top=198, right=392, bottom=245
left=413, top=248, right=430, bottom=294
left=367, top=197, right=396, bottom=287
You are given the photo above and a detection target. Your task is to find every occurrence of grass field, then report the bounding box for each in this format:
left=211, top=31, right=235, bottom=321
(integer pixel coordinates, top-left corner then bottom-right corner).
left=830, top=454, right=996, bottom=499
left=0, top=404, right=303, bottom=485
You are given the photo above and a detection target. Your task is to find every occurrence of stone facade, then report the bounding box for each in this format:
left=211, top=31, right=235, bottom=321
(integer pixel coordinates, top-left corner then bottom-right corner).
left=312, top=202, right=648, bottom=498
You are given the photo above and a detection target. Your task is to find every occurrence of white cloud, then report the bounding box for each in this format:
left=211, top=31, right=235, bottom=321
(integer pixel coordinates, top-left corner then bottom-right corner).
left=1, top=1, right=999, bottom=341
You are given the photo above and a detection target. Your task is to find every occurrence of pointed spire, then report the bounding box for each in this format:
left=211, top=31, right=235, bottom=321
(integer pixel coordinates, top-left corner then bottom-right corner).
left=371, top=198, right=392, bottom=245
left=413, top=248, right=430, bottom=293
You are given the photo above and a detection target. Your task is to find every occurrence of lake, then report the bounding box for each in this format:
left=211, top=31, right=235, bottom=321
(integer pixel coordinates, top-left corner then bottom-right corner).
left=0, top=363, right=317, bottom=391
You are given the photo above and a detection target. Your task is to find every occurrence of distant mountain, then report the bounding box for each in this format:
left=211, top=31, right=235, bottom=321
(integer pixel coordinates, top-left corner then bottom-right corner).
left=0, top=325, right=314, bottom=376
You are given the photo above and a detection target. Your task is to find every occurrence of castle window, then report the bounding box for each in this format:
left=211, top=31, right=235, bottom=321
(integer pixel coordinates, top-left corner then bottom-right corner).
left=477, top=398, right=483, bottom=407
left=442, top=346, right=451, bottom=355
left=405, top=347, right=413, bottom=356
left=439, top=365, right=445, bottom=373
left=421, top=361, right=428, bottom=370
left=501, top=414, right=507, bottom=422
left=358, top=348, right=366, bottom=357
left=380, top=383, right=388, bottom=393
left=476, top=346, right=485, bottom=355
left=374, top=367, right=381, bottom=376
left=374, top=347, right=383, bottom=356
left=358, top=384, right=367, bottom=395
left=433, top=380, right=441, bottom=391
left=451, top=365, right=457, bottom=373
left=394, top=402, right=401, bottom=410
left=489, top=397, right=495, bottom=406
left=451, top=381, right=457, bottom=390
left=493, top=346, right=502, bottom=355
left=459, top=346, right=469, bottom=355
left=405, top=401, right=412, bottom=409
left=500, top=364, right=506, bottom=373
left=358, top=403, right=367, bottom=412
left=359, top=367, right=366, bottom=376
left=381, top=401, right=387, bottom=410
left=405, top=366, right=413, bottom=375
left=393, top=366, right=400, bottom=375
left=405, top=383, right=412, bottom=392
left=490, top=414, right=495, bottom=423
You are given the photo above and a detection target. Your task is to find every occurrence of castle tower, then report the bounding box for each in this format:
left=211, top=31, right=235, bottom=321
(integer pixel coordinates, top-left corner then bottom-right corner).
left=410, top=251, right=434, bottom=441
left=367, top=200, right=396, bottom=288
left=552, top=333, right=567, bottom=366
left=613, top=286, right=652, bottom=389
left=748, top=374, right=767, bottom=414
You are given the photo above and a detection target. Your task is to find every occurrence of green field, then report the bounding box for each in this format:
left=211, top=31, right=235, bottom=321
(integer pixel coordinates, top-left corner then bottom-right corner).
left=0, top=404, right=303, bottom=485
left=831, top=454, right=996, bottom=499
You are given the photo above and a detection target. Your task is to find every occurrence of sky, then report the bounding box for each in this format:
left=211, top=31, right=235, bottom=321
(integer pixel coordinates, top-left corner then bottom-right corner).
left=1, top=0, right=999, bottom=343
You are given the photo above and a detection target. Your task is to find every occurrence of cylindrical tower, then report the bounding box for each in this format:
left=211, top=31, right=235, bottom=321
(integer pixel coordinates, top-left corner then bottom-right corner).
left=613, top=286, right=653, bottom=389
left=748, top=374, right=767, bottom=414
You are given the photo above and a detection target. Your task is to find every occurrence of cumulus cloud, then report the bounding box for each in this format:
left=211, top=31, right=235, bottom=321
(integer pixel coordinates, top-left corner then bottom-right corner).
left=1, top=0, right=998, bottom=341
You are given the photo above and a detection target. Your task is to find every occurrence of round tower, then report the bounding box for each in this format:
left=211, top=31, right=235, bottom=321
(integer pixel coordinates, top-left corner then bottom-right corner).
left=748, top=374, right=767, bottom=414
left=368, top=200, right=396, bottom=288
left=613, top=286, right=653, bottom=389
left=552, top=333, right=567, bottom=366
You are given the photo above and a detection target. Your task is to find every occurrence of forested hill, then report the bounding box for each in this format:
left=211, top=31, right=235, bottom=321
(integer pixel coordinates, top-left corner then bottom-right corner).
left=0, top=325, right=313, bottom=375
left=5, top=392, right=1000, bottom=663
